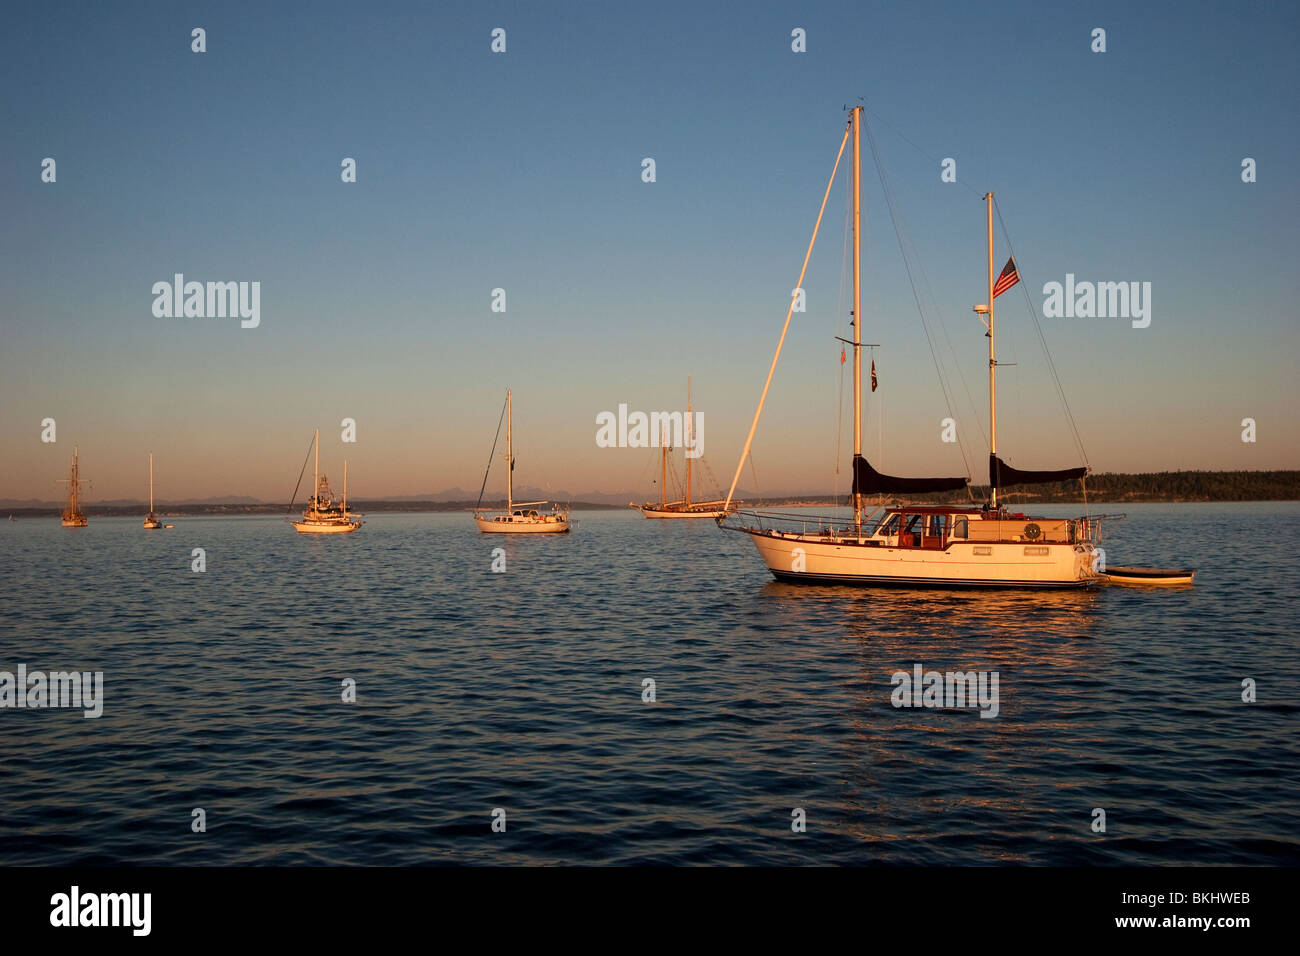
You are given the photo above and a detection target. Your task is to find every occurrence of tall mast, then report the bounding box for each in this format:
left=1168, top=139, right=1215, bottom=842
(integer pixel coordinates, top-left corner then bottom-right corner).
left=149, top=452, right=154, bottom=514
left=506, top=389, right=513, bottom=512
left=851, top=105, right=863, bottom=527
left=314, top=428, right=320, bottom=508
left=986, top=193, right=997, bottom=511
left=660, top=423, right=667, bottom=508
left=343, top=460, right=348, bottom=514
left=685, top=376, right=692, bottom=508
left=70, top=446, right=79, bottom=514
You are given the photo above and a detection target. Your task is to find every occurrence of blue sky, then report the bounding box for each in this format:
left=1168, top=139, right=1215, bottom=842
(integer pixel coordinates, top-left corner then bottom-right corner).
left=2, top=0, right=1296, bottom=501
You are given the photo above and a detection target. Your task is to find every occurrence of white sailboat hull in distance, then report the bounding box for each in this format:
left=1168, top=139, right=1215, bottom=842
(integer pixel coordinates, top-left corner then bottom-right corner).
left=641, top=500, right=736, bottom=519
left=143, top=517, right=162, bottom=529
left=744, top=527, right=1100, bottom=589
left=292, top=517, right=361, bottom=534
left=474, top=511, right=570, bottom=533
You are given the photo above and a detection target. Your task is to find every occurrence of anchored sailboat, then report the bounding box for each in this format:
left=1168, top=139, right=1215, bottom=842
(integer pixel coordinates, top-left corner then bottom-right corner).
left=143, top=452, right=162, bottom=529
left=719, top=106, right=1110, bottom=588
left=289, top=429, right=362, bottom=534
left=640, top=378, right=736, bottom=519
left=473, top=389, right=570, bottom=533
left=58, top=445, right=89, bottom=527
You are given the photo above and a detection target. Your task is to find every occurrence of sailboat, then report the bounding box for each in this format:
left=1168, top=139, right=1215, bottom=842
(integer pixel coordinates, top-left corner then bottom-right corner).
left=143, top=452, right=162, bottom=529
left=290, top=430, right=362, bottom=534
left=718, top=106, right=1108, bottom=588
left=640, top=379, right=736, bottom=519
left=473, top=389, right=570, bottom=533
left=59, top=445, right=89, bottom=527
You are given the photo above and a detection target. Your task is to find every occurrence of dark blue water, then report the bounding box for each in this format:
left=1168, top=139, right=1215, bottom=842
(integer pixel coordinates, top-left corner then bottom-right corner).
left=1, top=503, right=1296, bottom=865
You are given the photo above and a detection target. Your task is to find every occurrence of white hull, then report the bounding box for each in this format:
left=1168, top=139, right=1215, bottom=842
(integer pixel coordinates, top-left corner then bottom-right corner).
left=293, top=518, right=361, bottom=534
left=61, top=517, right=87, bottom=528
left=746, top=528, right=1098, bottom=588
left=143, top=518, right=161, bottom=529
left=641, top=504, right=732, bottom=519
left=474, top=513, right=570, bottom=534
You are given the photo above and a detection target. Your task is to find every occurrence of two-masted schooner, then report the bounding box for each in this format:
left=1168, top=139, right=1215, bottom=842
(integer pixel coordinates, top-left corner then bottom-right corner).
left=143, top=452, right=162, bottom=529
left=719, top=106, right=1107, bottom=588
left=59, top=445, right=89, bottom=527
left=640, top=379, right=736, bottom=519
left=473, top=389, right=570, bottom=533
left=290, top=429, right=361, bottom=534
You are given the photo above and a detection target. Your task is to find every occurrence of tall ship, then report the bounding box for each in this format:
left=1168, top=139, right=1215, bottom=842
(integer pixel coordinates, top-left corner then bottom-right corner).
left=639, top=378, right=737, bottom=519
left=473, top=389, right=570, bottom=533
left=718, top=106, right=1110, bottom=588
left=289, top=430, right=361, bottom=534
left=59, top=445, right=89, bottom=527
left=143, top=452, right=162, bottom=529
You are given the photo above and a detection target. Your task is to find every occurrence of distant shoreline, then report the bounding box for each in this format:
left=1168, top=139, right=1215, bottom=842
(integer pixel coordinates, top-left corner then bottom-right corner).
left=7, top=471, right=1297, bottom=518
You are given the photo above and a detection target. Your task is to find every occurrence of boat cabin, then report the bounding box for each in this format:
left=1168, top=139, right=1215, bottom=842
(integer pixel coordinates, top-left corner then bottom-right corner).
left=868, top=505, right=1079, bottom=549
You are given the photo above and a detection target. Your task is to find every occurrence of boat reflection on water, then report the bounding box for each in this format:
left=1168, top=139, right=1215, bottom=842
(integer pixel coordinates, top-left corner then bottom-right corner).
left=757, top=580, right=1105, bottom=646
left=752, top=582, right=1111, bottom=863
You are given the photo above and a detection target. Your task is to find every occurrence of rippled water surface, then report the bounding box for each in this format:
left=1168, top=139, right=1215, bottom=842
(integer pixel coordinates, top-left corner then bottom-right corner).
left=1, top=503, right=1297, bottom=865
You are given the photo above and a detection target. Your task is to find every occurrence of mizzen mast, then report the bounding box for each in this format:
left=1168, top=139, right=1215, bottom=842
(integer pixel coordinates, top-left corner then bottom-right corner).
left=985, top=192, right=998, bottom=511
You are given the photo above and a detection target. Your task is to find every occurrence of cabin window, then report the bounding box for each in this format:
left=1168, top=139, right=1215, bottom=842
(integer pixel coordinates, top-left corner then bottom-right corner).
left=951, top=518, right=968, bottom=539
left=902, top=514, right=922, bottom=547
left=927, top=514, right=947, bottom=538
left=878, top=514, right=901, bottom=536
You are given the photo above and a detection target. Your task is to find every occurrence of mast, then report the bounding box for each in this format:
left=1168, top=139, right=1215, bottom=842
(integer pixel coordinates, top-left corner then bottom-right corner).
left=851, top=105, right=863, bottom=527
left=986, top=192, right=997, bottom=511
left=660, top=423, right=667, bottom=508
left=506, top=389, right=513, bottom=512
left=314, top=428, right=320, bottom=509
left=70, top=446, right=79, bottom=515
left=149, top=452, right=154, bottom=515
left=685, top=376, right=692, bottom=508
left=343, top=460, right=348, bottom=515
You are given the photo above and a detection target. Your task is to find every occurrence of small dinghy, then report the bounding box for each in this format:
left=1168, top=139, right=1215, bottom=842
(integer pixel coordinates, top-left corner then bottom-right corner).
left=1101, top=565, right=1195, bottom=586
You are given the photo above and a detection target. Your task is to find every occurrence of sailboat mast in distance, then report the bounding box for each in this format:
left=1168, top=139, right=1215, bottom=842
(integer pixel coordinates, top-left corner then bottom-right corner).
left=144, top=451, right=162, bottom=528
left=506, top=388, right=513, bottom=514
left=60, top=445, right=89, bottom=527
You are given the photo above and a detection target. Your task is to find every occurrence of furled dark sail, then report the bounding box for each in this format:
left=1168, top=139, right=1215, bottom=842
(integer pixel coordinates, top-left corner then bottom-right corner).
left=989, top=454, right=1086, bottom=489
left=852, top=455, right=968, bottom=495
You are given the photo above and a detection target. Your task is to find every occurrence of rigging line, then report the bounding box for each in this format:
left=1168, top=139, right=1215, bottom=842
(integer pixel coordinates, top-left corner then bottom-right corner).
left=859, top=100, right=987, bottom=202
left=853, top=100, right=993, bottom=455
left=888, top=188, right=990, bottom=457
left=474, top=393, right=509, bottom=511
left=724, top=120, right=852, bottom=510
left=862, top=114, right=974, bottom=481
left=285, top=434, right=316, bottom=515
left=994, top=201, right=1091, bottom=465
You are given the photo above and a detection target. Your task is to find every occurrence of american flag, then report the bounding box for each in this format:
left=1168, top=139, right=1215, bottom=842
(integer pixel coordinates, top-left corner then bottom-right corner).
left=870, top=358, right=878, bottom=392
left=992, top=256, right=1020, bottom=298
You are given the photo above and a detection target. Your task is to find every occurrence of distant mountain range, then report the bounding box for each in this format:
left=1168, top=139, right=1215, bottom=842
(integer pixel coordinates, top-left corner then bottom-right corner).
left=4, top=471, right=1297, bottom=515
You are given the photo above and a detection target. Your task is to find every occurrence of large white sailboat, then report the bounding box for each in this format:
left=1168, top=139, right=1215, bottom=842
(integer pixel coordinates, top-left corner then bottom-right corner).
left=640, top=379, right=736, bottom=519
left=719, top=106, right=1109, bottom=588
left=473, top=389, right=570, bottom=533
left=290, top=429, right=362, bottom=534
